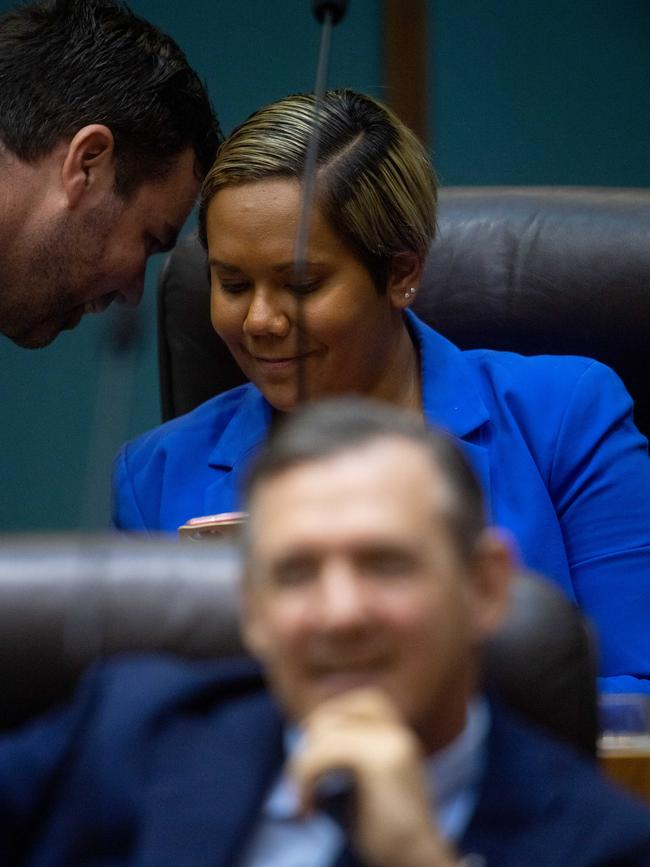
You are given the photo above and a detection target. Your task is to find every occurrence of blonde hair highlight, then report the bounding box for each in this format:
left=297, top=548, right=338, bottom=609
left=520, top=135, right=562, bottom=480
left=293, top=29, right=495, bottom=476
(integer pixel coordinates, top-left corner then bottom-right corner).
left=199, top=90, right=437, bottom=291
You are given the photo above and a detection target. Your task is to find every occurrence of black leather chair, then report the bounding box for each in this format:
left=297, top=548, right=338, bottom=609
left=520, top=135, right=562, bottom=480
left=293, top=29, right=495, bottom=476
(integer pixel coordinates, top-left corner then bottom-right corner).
left=158, top=186, right=650, bottom=439
left=0, top=535, right=598, bottom=754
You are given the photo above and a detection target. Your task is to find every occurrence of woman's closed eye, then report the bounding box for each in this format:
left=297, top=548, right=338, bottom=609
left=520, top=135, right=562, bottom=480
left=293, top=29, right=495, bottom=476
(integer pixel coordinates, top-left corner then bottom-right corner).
left=218, top=279, right=251, bottom=294
left=286, top=279, right=322, bottom=296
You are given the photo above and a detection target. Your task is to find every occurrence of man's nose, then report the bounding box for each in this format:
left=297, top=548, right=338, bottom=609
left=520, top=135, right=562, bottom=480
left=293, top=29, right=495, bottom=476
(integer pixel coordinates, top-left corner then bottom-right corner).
left=317, top=561, right=371, bottom=630
left=243, top=288, right=290, bottom=338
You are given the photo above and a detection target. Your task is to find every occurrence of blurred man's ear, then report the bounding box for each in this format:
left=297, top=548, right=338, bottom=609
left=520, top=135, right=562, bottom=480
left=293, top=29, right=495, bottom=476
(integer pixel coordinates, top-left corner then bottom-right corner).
left=466, top=529, right=514, bottom=643
left=61, top=124, right=116, bottom=209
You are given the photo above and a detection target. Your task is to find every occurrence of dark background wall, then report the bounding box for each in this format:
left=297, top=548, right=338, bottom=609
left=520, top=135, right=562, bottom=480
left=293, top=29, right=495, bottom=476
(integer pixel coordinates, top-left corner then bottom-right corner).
left=431, top=0, right=650, bottom=186
left=1, top=0, right=648, bottom=532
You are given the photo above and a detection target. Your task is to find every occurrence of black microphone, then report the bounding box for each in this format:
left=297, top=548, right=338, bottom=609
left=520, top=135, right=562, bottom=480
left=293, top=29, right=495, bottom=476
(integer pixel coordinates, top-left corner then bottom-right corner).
left=311, top=0, right=348, bottom=25
left=293, top=0, right=349, bottom=404
left=315, top=768, right=366, bottom=864
left=314, top=768, right=357, bottom=832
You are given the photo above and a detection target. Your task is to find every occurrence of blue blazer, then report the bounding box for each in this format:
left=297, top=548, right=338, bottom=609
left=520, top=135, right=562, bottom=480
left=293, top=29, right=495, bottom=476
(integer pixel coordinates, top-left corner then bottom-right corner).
left=113, top=312, right=650, bottom=693
left=1, top=656, right=649, bottom=867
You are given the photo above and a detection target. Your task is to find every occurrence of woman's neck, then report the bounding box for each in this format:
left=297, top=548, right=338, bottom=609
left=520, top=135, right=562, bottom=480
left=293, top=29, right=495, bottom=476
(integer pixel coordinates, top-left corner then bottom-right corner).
left=377, top=317, right=423, bottom=414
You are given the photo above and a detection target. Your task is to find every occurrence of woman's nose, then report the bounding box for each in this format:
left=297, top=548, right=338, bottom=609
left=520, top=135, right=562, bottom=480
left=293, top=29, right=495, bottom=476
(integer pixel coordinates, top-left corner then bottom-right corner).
left=243, top=288, right=290, bottom=338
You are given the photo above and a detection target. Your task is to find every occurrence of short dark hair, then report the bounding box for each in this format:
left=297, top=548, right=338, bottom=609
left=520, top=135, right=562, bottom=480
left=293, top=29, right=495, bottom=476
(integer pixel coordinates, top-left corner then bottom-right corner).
left=0, top=0, right=222, bottom=196
left=199, top=89, right=437, bottom=292
left=245, top=398, right=486, bottom=556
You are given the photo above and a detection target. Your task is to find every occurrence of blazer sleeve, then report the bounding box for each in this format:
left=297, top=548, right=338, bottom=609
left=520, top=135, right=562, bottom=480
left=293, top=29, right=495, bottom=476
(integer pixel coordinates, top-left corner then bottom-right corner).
left=111, top=443, right=149, bottom=531
left=548, top=360, right=650, bottom=693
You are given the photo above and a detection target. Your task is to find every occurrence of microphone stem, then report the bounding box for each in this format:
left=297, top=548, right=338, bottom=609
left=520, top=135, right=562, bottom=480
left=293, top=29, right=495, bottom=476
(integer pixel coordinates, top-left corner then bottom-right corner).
left=294, top=9, right=334, bottom=405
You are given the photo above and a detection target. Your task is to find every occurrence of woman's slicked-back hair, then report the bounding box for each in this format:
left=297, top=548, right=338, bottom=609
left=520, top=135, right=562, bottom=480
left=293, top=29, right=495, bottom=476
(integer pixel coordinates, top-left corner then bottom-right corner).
left=199, top=89, right=437, bottom=292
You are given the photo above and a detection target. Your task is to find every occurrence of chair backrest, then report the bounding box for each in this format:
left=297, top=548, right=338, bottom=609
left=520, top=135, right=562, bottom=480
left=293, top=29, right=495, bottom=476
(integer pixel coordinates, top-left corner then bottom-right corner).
left=158, top=186, right=650, bottom=439
left=0, top=535, right=598, bottom=754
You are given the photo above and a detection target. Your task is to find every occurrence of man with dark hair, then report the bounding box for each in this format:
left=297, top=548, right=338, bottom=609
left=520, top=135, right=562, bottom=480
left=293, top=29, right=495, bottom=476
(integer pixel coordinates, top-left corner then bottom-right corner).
left=1, top=399, right=650, bottom=866
left=0, top=0, right=221, bottom=348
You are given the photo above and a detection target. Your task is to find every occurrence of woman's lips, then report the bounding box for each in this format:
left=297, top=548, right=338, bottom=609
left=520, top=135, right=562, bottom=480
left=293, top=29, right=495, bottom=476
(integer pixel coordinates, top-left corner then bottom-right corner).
left=248, top=350, right=318, bottom=378
left=254, top=356, right=300, bottom=377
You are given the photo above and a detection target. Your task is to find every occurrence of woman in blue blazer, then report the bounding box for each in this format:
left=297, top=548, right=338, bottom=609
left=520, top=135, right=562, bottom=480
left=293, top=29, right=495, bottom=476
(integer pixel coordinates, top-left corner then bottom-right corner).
left=113, top=90, right=650, bottom=693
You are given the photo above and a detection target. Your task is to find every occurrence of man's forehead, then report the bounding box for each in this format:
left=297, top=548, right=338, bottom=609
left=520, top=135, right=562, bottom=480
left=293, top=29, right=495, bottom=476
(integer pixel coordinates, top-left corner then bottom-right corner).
left=248, top=438, right=451, bottom=548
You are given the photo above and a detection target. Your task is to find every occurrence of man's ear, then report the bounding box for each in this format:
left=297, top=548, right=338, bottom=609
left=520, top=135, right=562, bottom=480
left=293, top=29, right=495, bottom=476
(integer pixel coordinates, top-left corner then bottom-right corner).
left=61, top=124, right=116, bottom=209
left=466, top=529, right=514, bottom=644
left=387, top=252, right=424, bottom=310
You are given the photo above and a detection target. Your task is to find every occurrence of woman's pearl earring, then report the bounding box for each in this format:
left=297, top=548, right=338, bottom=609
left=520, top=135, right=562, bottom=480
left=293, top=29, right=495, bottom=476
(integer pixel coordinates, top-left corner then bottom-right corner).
left=404, top=287, right=416, bottom=300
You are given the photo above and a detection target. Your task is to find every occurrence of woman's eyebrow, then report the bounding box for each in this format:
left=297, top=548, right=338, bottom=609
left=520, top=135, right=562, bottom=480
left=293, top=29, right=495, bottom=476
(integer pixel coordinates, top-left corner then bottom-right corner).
left=207, top=259, right=324, bottom=272
left=208, top=259, right=241, bottom=271
left=272, top=261, right=324, bottom=274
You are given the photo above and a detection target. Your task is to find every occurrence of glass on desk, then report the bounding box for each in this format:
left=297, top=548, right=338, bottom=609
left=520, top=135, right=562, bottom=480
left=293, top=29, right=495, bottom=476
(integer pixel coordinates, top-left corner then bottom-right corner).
left=598, top=694, right=650, bottom=803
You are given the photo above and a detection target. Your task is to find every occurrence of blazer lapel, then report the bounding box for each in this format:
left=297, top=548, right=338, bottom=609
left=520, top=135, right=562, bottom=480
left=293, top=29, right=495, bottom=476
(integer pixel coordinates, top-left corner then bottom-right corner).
left=408, top=311, right=493, bottom=517
left=458, top=438, right=492, bottom=521
left=460, top=700, right=564, bottom=865
left=138, top=678, right=285, bottom=867
left=203, top=386, right=273, bottom=515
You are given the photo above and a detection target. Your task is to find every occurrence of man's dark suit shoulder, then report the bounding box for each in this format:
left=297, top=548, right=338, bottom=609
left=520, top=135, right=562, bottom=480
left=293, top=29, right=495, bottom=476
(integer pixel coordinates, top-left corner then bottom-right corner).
left=462, top=698, right=650, bottom=866
left=0, top=655, right=281, bottom=867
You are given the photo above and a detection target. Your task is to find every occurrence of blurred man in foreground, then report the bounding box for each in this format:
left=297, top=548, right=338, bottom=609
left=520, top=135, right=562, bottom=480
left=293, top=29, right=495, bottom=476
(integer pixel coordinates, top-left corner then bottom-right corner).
left=1, top=399, right=650, bottom=866
left=0, top=0, right=220, bottom=348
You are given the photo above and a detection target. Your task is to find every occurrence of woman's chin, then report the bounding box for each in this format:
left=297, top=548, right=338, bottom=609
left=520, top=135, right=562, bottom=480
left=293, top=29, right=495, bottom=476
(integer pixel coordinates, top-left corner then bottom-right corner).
left=259, top=384, right=300, bottom=413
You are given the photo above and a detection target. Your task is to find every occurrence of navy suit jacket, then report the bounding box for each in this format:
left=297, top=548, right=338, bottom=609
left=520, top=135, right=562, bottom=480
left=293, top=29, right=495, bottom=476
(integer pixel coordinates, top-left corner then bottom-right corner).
left=2, top=656, right=650, bottom=867
left=112, top=312, right=650, bottom=694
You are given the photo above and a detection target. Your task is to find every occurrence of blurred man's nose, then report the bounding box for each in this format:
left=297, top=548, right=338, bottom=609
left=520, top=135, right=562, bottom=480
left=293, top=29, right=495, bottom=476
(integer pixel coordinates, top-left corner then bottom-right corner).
left=317, top=559, right=371, bottom=630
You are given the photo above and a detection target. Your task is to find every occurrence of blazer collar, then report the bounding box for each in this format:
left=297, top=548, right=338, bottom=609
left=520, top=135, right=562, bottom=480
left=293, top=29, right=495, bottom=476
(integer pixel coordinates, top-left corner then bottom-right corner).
left=407, top=310, right=489, bottom=439
left=207, top=384, right=272, bottom=470
left=204, top=313, right=490, bottom=468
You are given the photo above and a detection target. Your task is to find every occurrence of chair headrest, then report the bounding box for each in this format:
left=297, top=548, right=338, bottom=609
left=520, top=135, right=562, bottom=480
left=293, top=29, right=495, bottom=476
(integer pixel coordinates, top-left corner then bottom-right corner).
left=0, top=534, right=598, bottom=754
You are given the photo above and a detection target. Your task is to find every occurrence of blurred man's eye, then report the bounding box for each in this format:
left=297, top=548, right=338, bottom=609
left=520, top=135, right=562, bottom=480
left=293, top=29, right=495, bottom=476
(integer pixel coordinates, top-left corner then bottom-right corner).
left=271, top=558, right=318, bottom=588
left=358, top=549, right=416, bottom=579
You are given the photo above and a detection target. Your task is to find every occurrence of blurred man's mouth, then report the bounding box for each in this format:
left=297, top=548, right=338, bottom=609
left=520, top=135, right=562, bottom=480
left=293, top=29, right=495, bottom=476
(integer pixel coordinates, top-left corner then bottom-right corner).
left=308, top=656, right=390, bottom=693
left=316, top=669, right=384, bottom=693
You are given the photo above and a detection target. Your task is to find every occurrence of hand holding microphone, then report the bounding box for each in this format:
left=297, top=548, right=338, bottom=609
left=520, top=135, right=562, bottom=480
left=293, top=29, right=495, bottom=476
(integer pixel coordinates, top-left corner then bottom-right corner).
left=290, top=688, right=460, bottom=867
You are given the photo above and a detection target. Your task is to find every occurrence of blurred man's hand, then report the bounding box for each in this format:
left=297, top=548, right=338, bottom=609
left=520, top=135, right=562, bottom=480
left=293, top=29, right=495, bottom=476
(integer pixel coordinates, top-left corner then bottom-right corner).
left=291, top=687, right=459, bottom=867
